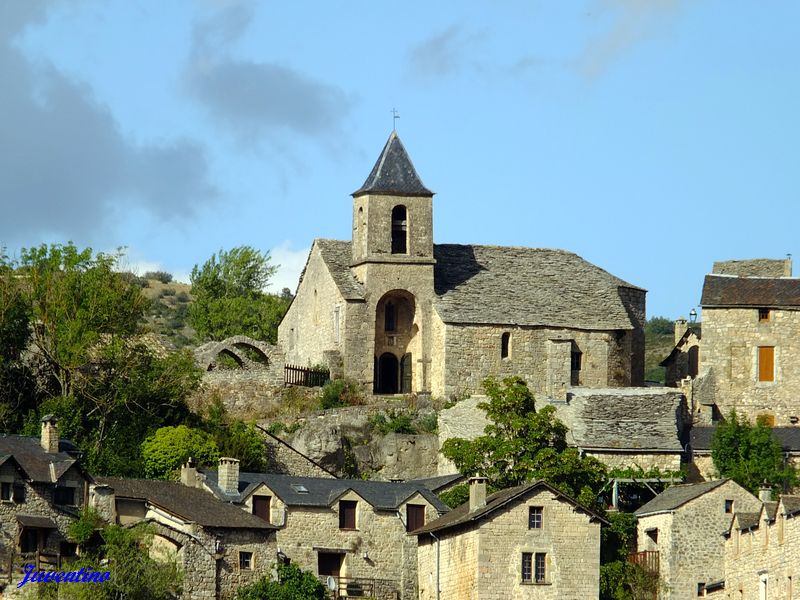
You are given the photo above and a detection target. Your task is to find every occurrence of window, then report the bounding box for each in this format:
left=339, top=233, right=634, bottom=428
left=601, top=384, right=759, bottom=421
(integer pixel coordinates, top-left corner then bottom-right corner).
left=406, top=504, right=425, bottom=532
left=339, top=500, right=357, bottom=529
left=698, top=582, right=706, bottom=596
left=252, top=495, right=271, bottom=521
left=758, top=308, right=771, bottom=322
left=571, top=349, right=582, bottom=371
left=521, top=552, right=532, bottom=583
left=239, top=551, right=253, bottom=571
left=725, top=499, right=734, bottom=514
left=20, top=529, right=38, bottom=553
left=758, top=346, right=775, bottom=382
left=0, top=482, right=11, bottom=501
left=391, top=205, right=408, bottom=254
left=13, top=483, right=25, bottom=503
left=501, top=333, right=511, bottom=359
left=528, top=507, right=542, bottom=529
left=54, top=487, right=76, bottom=506
left=646, top=528, right=658, bottom=545
left=534, top=553, right=546, bottom=583
left=385, top=302, right=396, bottom=332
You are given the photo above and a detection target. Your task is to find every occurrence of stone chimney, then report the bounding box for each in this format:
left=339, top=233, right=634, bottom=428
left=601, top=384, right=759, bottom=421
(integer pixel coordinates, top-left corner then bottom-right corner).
left=469, top=476, right=488, bottom=512
left=91, top=484, right=116, bottom=523
left=758, top=482, right=772, bottom=503
left=41, top=415, right=59, bottom=454
left=218, top=457, right=240, bottom=495
left=181, top=457, right=198, bottom=488
left=674, top=317, right=688, bottom=345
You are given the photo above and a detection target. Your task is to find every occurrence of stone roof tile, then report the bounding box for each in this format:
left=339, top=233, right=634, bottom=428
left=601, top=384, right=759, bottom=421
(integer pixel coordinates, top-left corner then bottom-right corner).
left=691, top=427, right=800, bottom=452
left=0, top=435, right=82, bottom=483
left=352, top=132, right=433, bottom=197
left=315, top=239, right=364, bottom=300
left=635, top=480, right=728, bottom=516
left=781, top=495, right=800, bottom=516
left=712, top=259, right=791, bottom=278
left=701, top=275, right=800, bottom=308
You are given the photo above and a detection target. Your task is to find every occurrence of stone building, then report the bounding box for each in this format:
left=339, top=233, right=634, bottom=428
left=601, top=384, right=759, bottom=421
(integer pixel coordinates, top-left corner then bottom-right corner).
left=660, top=317, right=701, bottom=388
left=92, top=476, right=276, bottom=600
left=413, top=477, right=607, bottom=600
left=279, top=132, right=646, bottom=400
left=634, top=479, right=761, bottom=600
left=695, top=257, right=800, bottom=425
left=194, top=461, right=449, bottom=600
left=0, top=416, right=92, bottom=571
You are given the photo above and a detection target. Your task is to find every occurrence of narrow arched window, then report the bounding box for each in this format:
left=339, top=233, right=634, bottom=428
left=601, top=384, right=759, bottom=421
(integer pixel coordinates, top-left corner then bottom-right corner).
left=385, top=302, right=396, bottom=332
left=501, top=332, right=511, bottom=359
left=391, top=205, right=407, bottom=254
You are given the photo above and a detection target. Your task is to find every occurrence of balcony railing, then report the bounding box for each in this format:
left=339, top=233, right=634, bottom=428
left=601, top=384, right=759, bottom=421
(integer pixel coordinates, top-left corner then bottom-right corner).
left=629, top=550, right=659, bottom=576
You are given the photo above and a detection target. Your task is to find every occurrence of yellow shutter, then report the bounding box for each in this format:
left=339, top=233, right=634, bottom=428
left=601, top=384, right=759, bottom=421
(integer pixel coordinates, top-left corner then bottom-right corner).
left=758, top=347, right=774, bottom=382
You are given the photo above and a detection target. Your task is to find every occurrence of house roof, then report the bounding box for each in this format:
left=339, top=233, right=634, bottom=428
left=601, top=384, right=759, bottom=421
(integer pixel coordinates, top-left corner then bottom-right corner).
left=97, top=477, right=275, bottom=530
left=712, top=258, right=791, bottom=278
left=16, top=514, right=58, bottom=529
left=690, top=426, right=800, bottom=453
left=780, top=495, right=800, bottom=516
left=412, top=480, right=607, bottom=536
left=762, top=501, right=778, bottom=522
left=701, top=274, right=800, bottom=308
left=0, top=435, right=84, bottom=483
left=352, top=131, right=433, bottom=198
left=635, top=480, right=728, bottom=516
left=565, top=388, right=686, bottom=452
left=734, top=512, right=760, bottom=531
left=315, top=239, right=365, bottom=300
left=407, top=473, right=467, bottom=494
left=201, top=472, right=449, bottom=513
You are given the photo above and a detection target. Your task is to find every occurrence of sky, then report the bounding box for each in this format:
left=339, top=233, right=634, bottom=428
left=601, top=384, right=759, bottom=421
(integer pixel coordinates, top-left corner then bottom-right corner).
left=1, top=1, right=798, bottom=320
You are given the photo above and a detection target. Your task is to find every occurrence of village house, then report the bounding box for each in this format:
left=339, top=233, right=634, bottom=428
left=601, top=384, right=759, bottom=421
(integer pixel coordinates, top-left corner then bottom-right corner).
left=192, top=459, right=449, bottom=600
left=91, top=474, right=276, bottom=600
left=413, top=477, right=607, bottom=600
left=278, top=131, right=646, bottom=400
left=0, top=416, right=92, bottom=579
left=634, top=479, right=762, bottom=600
left=660, top=316, right=701, bottom=388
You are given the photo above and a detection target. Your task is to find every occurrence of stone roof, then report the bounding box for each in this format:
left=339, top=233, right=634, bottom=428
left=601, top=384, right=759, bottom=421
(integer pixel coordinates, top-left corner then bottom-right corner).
left=412, top=480, right=606, bottom=536
left=407, top=473, right=466, bottom=494
left=701, top=274, right=800, bottom=308
left=352, top=132, right=433, bottom=198
left=98, top=477, right=275, bottom=530
left=691, top=426, right=800, bottom=452
left=314, top=239, right=364, bottom=300
left=433, top=244, right=642, bottom=328
left=762, top=501, right=778, bottom=522
left=561, top=388, right=686, bottom=452
left=734, top=512, right=760, bottom=531
left=0, top=435, right=83, bottom=483
left=202, top=472, right=449, bottom=513
left=781, top=496, right=800, bottom=516
left=712, top=258, right=792, bottom=278
left=635, top=480, right=728, bottom=516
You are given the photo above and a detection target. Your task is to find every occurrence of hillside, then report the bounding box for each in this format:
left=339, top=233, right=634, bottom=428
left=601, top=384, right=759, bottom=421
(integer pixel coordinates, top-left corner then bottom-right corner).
left=140, top=277, right=199, bottom=348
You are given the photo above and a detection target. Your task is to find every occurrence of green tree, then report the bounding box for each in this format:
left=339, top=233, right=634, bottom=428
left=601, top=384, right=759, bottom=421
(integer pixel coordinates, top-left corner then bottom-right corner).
left=440, top=376, right=607, bottom=509
left=711, top=411, right=798, bottom=495
left=141, top=425, right=220, bottom=479
left=188, top=246, right=289, bottom=342
left=203, top=396, right=268, bottom=472
left=234, top=564, right=330, bottom=600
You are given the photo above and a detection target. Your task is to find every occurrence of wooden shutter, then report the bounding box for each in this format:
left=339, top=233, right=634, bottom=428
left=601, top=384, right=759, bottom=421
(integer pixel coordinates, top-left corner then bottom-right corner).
left=401, top=353, right=412, bottom=393
left=252, top=496, right=271, bottom=521
left=339, top=500, right=357, bottom=529
left=406, top=504, right=425, bottom=532
left=758, top=347, right=774, bottom=382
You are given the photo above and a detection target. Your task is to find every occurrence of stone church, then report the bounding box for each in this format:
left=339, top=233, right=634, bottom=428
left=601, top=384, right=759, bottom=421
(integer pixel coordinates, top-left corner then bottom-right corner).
left=278, top=132, right=646, bottom=399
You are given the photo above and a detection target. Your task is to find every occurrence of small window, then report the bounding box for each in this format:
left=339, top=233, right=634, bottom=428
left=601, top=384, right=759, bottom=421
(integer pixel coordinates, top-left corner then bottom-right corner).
left=239, top=551, right=253, bottom=571
left=13, top=483, right=25, bottom=504
left=20, top=529, right=37, bottom=553
left=290, top=484, right=309, bottom=494
left=758, top=346, right=775, bottom=382
left=698, top=582, right=706, bottom=596
left=571, top=349, right=582, bottom=371
left=54, top=487, right=76, bottom=506
left=385, top=302, right=396, bottom=332
left=391, top=205, right=408, bottom=254
left=534, top=552, right=546, bottom=583
left=725, top=499, right=734, bottom=514
left=0, top=482, right=11, bottom=501
left=406, top=504, right=425, bottom=532
left=501, top=332, right=511, bottom=359
left=646, top=528, right=658, bottom=545
left=758, top=308, right=771, bottom=322
left=521, top=552, right=532, bottom=583
left=528, top=507, right=542, bottom=529
left=339, top=500, right=357, bottom=530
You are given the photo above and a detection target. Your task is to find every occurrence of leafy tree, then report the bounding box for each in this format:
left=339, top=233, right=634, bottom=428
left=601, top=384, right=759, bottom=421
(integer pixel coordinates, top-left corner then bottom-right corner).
left=644, top=316, right=674, bottom=337
left=203, top=396, right=268, bottom=472
left=234, top=563, right=330, bottom=600
left=711, top=411, right=798, bottom=495
left=441, top=376, right=607, bottom=510
left=141, top=425, right=220, bottom=479
left=188, top=246, right=289, bottom=342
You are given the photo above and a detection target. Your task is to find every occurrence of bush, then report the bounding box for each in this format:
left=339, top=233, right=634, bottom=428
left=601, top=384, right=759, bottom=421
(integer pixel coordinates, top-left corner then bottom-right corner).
left=160, top=287, right=176, bottom=297
left=417, top=412, right=438, bottom=433
left=234, top=563, right=329, bottom=599
left=370, top=410, right=416, bottom=434
left=644, top=316, right=673, bottom=336
left=320, top=379, right=363, bottom=409
left=176, top=291, right=190, bottom=303
left=145, top=270, right=173, bottom=284
left=141, top=425, right=220, bottom=479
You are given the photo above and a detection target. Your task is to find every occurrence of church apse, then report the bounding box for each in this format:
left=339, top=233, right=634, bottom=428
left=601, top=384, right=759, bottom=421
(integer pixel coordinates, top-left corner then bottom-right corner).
left=373, top=290, right=418, bottom=394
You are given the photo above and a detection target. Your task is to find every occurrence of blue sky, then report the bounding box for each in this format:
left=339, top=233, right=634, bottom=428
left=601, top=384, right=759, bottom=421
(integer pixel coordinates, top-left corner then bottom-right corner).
left=1, top=1, right=798, bottom=320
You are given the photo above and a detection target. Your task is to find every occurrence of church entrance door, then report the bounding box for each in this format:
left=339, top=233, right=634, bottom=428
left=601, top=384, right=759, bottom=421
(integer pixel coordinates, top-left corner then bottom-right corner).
left=376, top=353, right=399, bottom=394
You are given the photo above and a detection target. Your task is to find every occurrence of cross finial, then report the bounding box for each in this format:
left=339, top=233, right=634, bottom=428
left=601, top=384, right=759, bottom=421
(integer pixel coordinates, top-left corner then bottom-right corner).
left=391, top=108, right=400, bottom=131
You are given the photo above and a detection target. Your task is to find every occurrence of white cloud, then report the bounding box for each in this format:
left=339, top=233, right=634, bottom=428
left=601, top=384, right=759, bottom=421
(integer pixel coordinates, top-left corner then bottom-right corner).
left=268, top=241, right=309, bottom=294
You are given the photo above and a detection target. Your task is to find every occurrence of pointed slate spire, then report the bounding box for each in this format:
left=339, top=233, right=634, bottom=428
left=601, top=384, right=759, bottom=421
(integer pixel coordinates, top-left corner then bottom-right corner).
left=352, top=131, right=433, bottom=197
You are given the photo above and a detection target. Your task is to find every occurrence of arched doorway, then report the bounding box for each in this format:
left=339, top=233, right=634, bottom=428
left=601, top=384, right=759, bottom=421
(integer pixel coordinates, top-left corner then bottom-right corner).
left=374, top=290, right=417, bottom=393
left=376, top=353, right=399, bottom=394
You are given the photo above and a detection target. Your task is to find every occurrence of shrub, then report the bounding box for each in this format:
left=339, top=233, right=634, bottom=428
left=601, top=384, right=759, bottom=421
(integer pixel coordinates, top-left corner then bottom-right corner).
left=417, top=412, right=438, bottom=433
left=370, top=410, right=416, bottom=434
left=160, top=287, right=176, bottom=297
left=176, top=291, right=190, bottom=303
left=234, top=563, right=329, bottom=599
left=141, top=425, right=220, bottom=479
left=145, top=270, right=173, bottom=284
left=320, top=378, right=363, bottom=409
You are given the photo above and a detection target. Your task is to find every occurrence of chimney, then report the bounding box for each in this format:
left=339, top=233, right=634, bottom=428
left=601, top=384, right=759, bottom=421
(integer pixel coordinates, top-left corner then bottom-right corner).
left=218, top=457, right=240, bottom=495
left=181, top=457, right=198, bottom=488
left=758, top=482, right=772, bottom=503
left=40, top=415, right=59, bottom=454
left=674, top=317, right=688, bottom=345
left=469, top=476, right=488, bottom=512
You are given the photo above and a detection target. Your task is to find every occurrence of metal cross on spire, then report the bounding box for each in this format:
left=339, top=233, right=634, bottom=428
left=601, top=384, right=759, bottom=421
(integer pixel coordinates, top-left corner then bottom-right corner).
left=391, top=108, right=400, bottom=131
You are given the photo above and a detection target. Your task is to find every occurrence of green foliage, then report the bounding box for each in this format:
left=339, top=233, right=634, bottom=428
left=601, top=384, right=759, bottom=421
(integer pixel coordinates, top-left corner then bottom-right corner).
left=644, top=316, right=674, bottom=336
left=144, top=270, right=173, bottom=284
left=203, top=396, right=268, bottom=472
left=441, top=377, right=607, bottom=510
left=417, top=412, right=438, bottom=433
left=159, top=287, right=176, bottom=297
left=67, top=508, right=106, bottom=546
left=266, top=421, right=303, bottom=435
left=711, top=411, right=799, bottom=495
left=141, top=425, right=220, bottom=479
left=600, top=560, right=662, bottom=600
left=234, top=563, right=330, bottom=600
left=437, top=481, right=497, bottom=510
left=319, top=378, right=362, bottom=409
left=601, top=512, right=638, bottom=564
left=188, top=246, right=289, bottom=342
left=370, top=410, right=416, bottom=434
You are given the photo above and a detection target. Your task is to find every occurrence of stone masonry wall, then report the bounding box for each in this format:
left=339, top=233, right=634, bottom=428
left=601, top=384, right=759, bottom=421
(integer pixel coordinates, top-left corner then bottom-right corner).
left=417, top=529, right=478, bottom=600
left=702, top=307, right=800, bottom=425
left=584, top=451, right=681, bottom=472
